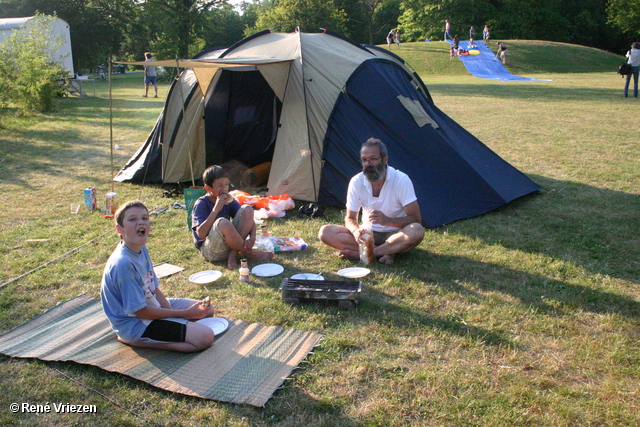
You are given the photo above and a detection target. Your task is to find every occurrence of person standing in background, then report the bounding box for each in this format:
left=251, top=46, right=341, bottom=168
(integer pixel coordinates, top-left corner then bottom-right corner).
left=624, top=42, right=640, bottom=98
left=497, top=41, right=507, bottom=64
left=387, top=29, right=395, bottom=49
left=143, top=52, right=158, bottom=98
left=483, top=25, right=490, bottom=44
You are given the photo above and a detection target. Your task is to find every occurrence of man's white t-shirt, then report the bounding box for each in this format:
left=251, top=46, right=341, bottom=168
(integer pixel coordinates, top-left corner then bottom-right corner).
left=627, top=48, right=640, bottom=67
left=346, top=166, right=417, bottom=233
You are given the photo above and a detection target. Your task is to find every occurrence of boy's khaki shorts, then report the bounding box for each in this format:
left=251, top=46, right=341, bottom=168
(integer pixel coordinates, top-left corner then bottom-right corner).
left=200, top=205, right=249, bottom=262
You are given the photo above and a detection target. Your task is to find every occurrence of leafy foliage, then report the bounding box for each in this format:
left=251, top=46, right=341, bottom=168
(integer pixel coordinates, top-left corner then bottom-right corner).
left=246, top=0, right=349, bottom=35
left=0, top=14, right=68, bottom=114
left=396, top=0, right=626, bottom=53
left=0, top=0, right=635, bottom=77
left=607, top=0, right=640, bottom=41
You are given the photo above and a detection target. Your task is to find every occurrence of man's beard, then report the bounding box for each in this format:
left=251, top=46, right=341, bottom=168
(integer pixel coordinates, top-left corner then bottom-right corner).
left=363, top=163, right=386, bottom=183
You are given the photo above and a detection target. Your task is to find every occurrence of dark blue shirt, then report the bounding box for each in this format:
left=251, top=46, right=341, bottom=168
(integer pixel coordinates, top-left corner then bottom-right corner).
left=191, top=195, right=241, bottom=248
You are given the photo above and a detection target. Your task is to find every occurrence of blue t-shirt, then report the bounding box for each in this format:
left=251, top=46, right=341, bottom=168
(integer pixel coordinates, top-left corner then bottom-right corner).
left=100, top=242, right=161, bottom=342
left=191, top=195, right=241, bottom=248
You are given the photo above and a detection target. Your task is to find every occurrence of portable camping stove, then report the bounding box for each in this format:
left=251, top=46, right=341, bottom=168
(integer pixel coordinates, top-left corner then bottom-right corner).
left=279, top=278, right=362, bottom=310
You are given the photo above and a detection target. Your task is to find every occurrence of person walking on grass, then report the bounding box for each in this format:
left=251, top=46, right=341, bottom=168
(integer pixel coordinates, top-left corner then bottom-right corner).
left=101, top=200, right=215, bottom=353
left=444, top=20, right=453, bottom=41
left=318, top=138, right=425, bottom=265
left=624, top=42, right=640, bottom=98
left=143, top=52, right=158, bottom=98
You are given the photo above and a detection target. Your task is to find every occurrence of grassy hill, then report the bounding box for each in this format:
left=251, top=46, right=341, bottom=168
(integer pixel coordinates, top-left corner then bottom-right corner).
left=384, top=40, right=623, bottom=77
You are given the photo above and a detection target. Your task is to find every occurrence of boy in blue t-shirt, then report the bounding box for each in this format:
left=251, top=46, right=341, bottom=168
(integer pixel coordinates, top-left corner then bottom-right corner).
left=101, top=200, right=215, bottom=352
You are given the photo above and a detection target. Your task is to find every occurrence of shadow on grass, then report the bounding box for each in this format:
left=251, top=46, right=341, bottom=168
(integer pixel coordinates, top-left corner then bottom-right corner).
left=28, top=359, right=358, bottom=425
left=0, top=131, right=115, bottom=190
left=443, top=175, right=640, bottom=285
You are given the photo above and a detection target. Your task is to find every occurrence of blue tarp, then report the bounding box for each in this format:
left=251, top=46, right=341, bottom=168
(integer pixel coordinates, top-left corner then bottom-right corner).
left=454, top=40, right=550, bottom=81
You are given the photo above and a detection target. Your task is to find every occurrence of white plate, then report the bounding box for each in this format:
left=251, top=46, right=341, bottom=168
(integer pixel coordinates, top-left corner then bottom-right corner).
left=251, top=263, right=284, bottom=277
left=189, top=270, right=222, bottom=284
left=195, top=317, right=229, bottom=335
left=291, top=273, right=324, bottom=280
left=337, top=267, right=370, bottom=278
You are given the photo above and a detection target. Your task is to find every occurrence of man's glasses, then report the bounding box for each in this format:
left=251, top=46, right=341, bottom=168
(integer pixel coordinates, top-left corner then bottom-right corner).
left=361, top=156, right=382, bottom=164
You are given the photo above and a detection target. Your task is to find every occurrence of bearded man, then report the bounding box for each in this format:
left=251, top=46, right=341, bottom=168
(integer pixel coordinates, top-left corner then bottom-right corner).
left=318, top=138, right=425, bottom=265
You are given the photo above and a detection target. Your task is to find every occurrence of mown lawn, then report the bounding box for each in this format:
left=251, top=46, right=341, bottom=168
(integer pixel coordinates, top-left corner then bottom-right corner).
left=0, top=41, right=638, bottom=426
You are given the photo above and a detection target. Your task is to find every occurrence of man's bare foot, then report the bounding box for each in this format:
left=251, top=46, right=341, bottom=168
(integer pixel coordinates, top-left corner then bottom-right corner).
left=378, top=254, right=395, bottom=265
left=337, top=249, right=359, bottom=259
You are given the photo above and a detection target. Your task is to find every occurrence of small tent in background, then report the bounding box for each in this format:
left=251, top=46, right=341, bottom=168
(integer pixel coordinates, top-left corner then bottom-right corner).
left=0, top=16, right=74, bottom=77
left=115, top=30, right=540, bottom=228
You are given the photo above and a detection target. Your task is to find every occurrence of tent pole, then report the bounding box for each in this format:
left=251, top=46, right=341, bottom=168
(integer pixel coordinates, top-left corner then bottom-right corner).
left=176, top=58, right=196, bottom=187
left=109, top=60, right=114, bottom=193
left=298, top=31, right=319, bottom=201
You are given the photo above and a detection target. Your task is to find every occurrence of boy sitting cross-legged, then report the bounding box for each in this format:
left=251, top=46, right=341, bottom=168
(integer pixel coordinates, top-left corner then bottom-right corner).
left=101, top=200, right=215, bottom=353
left=192, top=165, right=274, bottom=269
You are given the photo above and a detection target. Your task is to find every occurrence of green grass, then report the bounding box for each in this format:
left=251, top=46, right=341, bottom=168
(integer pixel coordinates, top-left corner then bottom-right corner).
left=1, top=41, right=639, bottom=426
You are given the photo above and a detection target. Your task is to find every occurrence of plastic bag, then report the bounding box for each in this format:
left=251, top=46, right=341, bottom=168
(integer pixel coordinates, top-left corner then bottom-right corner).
left=253, top=234, right=275, bottom=252
left=229, top=190, right=260, bottom=206
left=232, top=191, right=294, bottom=217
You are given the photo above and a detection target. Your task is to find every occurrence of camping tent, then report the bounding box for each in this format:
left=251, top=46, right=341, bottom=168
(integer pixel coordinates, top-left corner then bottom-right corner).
left=115, top=29, right=540, bottom=227
left=0, top=16, right=74, bottom=77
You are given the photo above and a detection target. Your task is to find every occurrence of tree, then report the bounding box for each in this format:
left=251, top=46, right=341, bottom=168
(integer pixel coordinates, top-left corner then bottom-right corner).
left=0, top=14, right=68, bottom=114
left=201, top=2, right=248, bottom=49
left=397, top=0, right=498, bottom=42
left=358, top=0, right=385, bottom=44
left=247, top=0, right=349, bottom=35
left=607, top=0, right=640, bottom=43
left=142, top=0, right=223, bottom=59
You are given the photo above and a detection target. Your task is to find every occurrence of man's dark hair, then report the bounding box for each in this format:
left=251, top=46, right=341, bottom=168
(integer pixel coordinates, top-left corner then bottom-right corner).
left=362, top=137, right=388, bottom=158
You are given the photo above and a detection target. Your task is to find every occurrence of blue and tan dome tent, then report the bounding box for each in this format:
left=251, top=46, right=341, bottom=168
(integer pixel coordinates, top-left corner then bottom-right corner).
left=115, top=29, right=539, bottom=227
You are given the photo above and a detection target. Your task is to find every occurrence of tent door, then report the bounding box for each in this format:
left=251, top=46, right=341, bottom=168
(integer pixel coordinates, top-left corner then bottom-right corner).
left=203, top=67, right=282, bottom=183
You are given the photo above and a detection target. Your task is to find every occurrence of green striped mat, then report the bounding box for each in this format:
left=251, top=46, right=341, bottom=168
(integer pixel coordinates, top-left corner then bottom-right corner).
left=0, top=294, right=323, bottom=407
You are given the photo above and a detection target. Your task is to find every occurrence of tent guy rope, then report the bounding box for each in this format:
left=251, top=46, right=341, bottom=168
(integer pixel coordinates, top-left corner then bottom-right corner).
left=0, top=229, right=113, bottom=290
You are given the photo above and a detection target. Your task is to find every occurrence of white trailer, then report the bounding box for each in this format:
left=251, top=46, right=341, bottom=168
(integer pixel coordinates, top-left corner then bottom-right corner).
left=0, top=16, right=74, bottom=77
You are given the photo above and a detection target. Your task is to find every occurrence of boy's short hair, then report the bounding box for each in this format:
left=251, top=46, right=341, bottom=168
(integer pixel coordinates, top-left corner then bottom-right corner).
left=633, top=42, right=640, bottom=50
left=114, top=200, right=148, bottom=227
left=202, top=165, right=228, bottom=187
left=144, top=52, right=152, bottom=59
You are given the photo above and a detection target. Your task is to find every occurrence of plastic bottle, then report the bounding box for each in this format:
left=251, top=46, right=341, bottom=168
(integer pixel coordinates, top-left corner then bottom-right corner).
left=239, top=259, right=250, bottom=282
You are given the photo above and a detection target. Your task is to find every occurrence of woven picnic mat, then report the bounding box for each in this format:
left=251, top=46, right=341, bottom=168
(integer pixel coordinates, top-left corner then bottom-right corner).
left=0, top=294, right=322, bottom=406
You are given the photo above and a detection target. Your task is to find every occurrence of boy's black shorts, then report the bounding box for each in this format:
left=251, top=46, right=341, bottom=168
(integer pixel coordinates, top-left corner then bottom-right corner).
left=141, top=319, right=187, bottom=342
